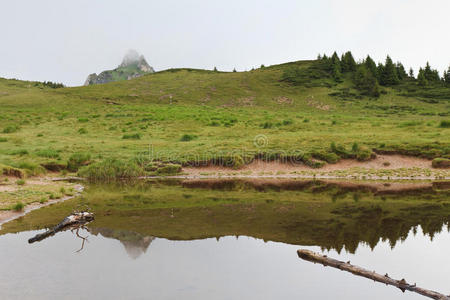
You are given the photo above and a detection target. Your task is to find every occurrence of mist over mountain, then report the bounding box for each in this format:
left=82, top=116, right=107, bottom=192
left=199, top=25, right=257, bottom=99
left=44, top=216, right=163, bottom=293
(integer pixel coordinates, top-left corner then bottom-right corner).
left=84, top=50, right=154, bottom=86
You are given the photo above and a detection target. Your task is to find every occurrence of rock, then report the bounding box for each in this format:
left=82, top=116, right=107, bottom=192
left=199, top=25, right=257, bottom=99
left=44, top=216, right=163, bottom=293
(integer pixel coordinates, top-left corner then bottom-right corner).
left=84, top=50, right=155, bottom=86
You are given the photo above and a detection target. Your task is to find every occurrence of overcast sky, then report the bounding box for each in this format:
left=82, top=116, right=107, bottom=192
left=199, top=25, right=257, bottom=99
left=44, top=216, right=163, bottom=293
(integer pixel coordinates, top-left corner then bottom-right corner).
left=1, top=0, right=449, bottom=86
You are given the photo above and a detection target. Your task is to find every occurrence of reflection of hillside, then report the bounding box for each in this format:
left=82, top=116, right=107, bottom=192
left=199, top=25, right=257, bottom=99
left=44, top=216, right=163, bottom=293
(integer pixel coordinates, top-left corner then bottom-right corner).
left=91, top=200, right=450, bottom=254
left=1, top=179, right=449, bottom=254
left=89, top=227, right=154, bottom=259
left=181, top=179, right=446, bottom=195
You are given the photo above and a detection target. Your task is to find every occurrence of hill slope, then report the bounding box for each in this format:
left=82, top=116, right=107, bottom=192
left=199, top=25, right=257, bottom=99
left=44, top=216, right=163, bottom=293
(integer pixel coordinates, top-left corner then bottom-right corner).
left=0, top=57, right=449, bottom=180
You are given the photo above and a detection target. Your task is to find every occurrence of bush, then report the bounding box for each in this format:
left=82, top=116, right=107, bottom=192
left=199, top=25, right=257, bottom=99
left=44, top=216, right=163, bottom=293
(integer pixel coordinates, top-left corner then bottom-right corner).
left=67, top=153, right=91, bottom=172
left=15, top=162, right=46, bottom=176
left=156, top=164, right=182, bottom=175
left=3, top=125, right=19, bottom=133
left=312, top=151, right=340, bottom=163
left=78, top=158, right=145, bottom=182
left=432, top=158, right=450, bottom=168
left=13, top=202, right=24, bottom=211
left=78, top=128, right=88, bottom=134
left=16, top=179, right=25, bottom=185
left=78, top=117, right=89, bottom=123
left=180, top=134, right=197, bottom=142
left=10, top=149, right=29, bottom=156
left=36, top=149, right=60, bottom=159
left=439, top=120, right=450, bottom=128
left=122, top=133, right=141, bottom=140
left=356, top=149, right=373, bottom=161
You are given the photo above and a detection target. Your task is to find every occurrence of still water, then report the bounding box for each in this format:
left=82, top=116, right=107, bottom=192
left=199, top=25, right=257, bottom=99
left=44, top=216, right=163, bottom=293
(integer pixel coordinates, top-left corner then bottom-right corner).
left=0, top=179, right=449, bottom=300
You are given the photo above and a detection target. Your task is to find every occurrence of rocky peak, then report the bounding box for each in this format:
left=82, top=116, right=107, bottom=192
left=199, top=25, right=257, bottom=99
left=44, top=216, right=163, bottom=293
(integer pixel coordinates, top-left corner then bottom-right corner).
left=84, top=50, right=154, bottom=86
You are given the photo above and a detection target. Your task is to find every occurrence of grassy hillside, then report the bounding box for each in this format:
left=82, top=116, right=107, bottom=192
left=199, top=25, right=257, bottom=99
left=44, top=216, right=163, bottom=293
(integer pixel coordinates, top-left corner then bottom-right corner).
left=0, top=58, right=449, bottom=179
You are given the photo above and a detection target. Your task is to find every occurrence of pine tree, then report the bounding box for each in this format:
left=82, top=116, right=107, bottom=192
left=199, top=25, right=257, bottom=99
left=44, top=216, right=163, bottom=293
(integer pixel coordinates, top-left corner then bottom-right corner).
left=341, top=51, right=357, bottom=72
left=379, top=55, right=399, bottom=86
left=444, top=66, right=450, bottom=84
left=330, top=52, right=341, bottom=81
left=395, top=62, right=407, bottom=81
left=423, top=62, right=440, bottom=82
left=354, top=65, right=380, bottom=97
left=213, top=66, right=218, bottom=72
left=364, top=55, right=378, bottom=78
left=233, top=68, right=237, bottom=72
left=409, top=68, right=414, bottom=78
left=417, top=68, right=428, bottom=86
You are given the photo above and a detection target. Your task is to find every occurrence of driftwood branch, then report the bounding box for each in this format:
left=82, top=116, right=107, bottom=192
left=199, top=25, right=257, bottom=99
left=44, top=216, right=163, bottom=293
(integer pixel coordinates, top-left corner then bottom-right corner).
left=297, top=249, right=450, bottom=300
left=28, top=212, right=94, bottom=244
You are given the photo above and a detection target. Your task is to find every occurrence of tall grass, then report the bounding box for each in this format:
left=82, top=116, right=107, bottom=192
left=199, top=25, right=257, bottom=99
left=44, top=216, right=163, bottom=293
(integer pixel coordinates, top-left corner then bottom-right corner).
left=78, top=158, right=145, bottom=182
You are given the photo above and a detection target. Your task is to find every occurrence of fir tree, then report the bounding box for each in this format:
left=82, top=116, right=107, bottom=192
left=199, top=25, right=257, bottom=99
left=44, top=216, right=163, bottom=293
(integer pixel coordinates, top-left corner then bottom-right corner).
left=341, top=51, right=357, bottom=72
left=354, top=65, right=380, bottom=97
left=395, top=62, right=407, bottom=80
left=409, top=68, right=414, bottom=78
left=444, top=66, right=450, bottom=84
left=379, top=55, right=399, bottom=86
left=417, top=68, right=428, bottom=86
left=213, top=66, right=218, bottom=72
left=423, top=62, right=440, bottom=82
left=364, top=55, right=378, bottom=78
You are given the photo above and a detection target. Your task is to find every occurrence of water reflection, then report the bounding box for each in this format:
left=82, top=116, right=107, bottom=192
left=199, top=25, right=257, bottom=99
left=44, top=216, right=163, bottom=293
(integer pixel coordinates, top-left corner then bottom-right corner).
left=1, top=179, right=449, bottom=255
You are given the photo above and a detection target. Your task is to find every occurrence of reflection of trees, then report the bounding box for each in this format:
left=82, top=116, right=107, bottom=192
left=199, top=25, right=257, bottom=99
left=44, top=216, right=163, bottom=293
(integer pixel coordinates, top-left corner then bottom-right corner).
left=89, top=227, right=155, bottom=259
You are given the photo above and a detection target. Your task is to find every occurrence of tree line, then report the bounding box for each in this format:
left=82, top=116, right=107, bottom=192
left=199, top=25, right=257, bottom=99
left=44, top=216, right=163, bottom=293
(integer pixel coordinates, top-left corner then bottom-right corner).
left=317, top=51, right=450, bottom=97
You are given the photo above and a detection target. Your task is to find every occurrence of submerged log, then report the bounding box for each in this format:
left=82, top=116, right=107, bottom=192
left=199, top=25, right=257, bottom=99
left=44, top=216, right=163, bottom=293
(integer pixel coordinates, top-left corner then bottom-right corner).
left=297, top=249, right=449, bottom=300
left=28, top=212, right=94, bottom=244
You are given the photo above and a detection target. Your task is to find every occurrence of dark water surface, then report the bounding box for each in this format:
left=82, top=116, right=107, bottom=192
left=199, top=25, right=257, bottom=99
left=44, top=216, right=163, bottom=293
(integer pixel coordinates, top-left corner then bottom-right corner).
left=0, top=179, right=449, bottom=300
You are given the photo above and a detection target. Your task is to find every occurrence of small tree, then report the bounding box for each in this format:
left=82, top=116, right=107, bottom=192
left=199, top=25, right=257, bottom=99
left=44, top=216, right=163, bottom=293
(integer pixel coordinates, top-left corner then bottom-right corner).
left=417, top=68, right=428, bottom=86
left=364, top=55, right=378, bottom=78
left=395, top=62, right=407, bottom=80
left=444, top=66, right=450, bottom=84
left=213, top=66, right=218, bottom=72
left=379, top=55, right=399, bottom=86
left=233, top=68, right=237, bottom=72
left=341, top=51, right=357, bottom=72
left=409, top=68, right=414, bottom=78
left=354, top=65, right=380, bottom=97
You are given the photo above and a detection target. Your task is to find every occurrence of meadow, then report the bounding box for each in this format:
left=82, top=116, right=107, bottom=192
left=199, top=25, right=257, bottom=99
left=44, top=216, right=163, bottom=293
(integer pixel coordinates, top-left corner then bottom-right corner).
left=0, top=59, right=449, bottom=180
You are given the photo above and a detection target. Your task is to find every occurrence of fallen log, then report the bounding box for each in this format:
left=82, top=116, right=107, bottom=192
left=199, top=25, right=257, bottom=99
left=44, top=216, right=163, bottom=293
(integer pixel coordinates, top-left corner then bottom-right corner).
left=28, top=212, right=94, bottom=244
left=297, top=249, right=450, bottom=300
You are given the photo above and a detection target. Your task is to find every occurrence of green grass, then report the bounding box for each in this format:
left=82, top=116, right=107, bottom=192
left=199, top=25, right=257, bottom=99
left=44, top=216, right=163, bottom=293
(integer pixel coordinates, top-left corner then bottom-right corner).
left=0, top=58, right=449, bottom=177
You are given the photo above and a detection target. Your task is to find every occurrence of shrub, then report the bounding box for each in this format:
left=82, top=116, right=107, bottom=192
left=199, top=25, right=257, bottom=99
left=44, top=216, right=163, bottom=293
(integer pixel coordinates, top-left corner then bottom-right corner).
left=312, top=151, right=340, bottom=164
left=10, top=149, right=29, bottom=156
left=36, top=133, right=44, bottom=137
left=439, top=120, right=450, bottom=128
left=261, top=122, right=273, bottom=129
left=180, top=134, right=197, bottom=142
left=156, top=164, right=182, bottom=175
left=16, top=179, right=25, bottom=185
left=39, top=197, right=48, bottom=204
left=209, top=121, right=220, bottom=127
left=13, top=202, right=24, bottom=211
left=78, top=158, right=145, bottom=182
left=432, top=158, right=450, bottom=168
left=36, top=149, right=60, bottom=159
left=122, top=133, right=141, bottom=140
left=78, top=117, right=89, bottom=123
left=356, top=149, right=373, bottom=161
left=3, top=125, right=19, bottom=133
left=282, top=119, right=293, bottom=126
left=67, top=152, right=91, bottom=172
left=16, top=162, right=46, bottom=176
left=78, top=128, right=88, bottom=134
left=0, top=137, right=7, bottom=142
left=330, top=142, right=355, bottom=159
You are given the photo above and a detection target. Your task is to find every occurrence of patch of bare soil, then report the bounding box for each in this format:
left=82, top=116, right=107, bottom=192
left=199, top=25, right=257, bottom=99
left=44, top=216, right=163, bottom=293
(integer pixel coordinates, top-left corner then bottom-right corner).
left=183, top=155, right=434, bottom=176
